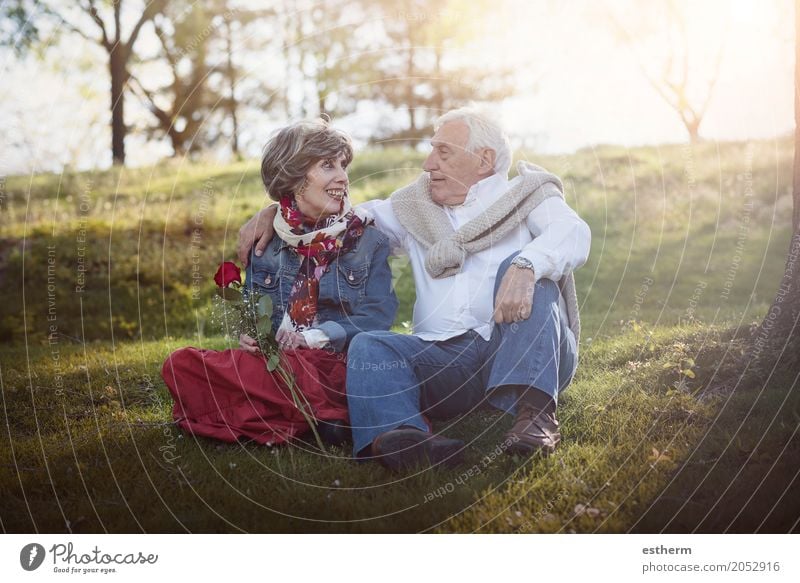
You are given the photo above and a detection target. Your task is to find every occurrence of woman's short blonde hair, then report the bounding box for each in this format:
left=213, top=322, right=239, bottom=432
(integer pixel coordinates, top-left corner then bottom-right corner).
left=260, top=118, right=354, bottom=201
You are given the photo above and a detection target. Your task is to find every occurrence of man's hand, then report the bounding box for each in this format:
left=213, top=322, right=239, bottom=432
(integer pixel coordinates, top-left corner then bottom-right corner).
left=493, top=265, right=536, bottom=324
left=237, top=204, right=278, bottom=266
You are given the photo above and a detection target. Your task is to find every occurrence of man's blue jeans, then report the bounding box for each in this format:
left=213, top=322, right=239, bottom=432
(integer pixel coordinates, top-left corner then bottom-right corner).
left=346, top=253, right=578, bottom=456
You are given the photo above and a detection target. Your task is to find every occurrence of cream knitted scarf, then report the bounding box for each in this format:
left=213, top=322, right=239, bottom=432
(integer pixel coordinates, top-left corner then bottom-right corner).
left=390, top=160, right=581, bottom=344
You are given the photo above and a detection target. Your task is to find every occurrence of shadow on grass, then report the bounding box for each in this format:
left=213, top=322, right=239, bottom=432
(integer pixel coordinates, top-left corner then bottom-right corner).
left=633, top=350, right=800, bottom=533
left=7, top=325, right=798, bottom=532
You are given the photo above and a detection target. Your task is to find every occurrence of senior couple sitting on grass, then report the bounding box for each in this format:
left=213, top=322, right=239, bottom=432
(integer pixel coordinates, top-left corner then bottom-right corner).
left=161, top=107, right=591, bottom=472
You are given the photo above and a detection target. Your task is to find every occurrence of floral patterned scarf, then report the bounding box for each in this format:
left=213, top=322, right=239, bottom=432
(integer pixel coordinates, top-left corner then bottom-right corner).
left=274, top=195, right=370, bottom=332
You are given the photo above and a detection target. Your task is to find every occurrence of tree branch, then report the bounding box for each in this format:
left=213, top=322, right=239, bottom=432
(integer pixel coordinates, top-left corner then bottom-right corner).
left=113, top=0, right=121, bottom=44
left=152, top=20, right=178, bottom=69
left=79, top=0, right=110, bottom=49
left=698, top=15, right=730, bottom=119
left=128, top=72, right=183, bottom=149
left=58, top=14, right=105, bottom=48
left=665, top=0, right=689, bottom=89
left=127, top=71, right=171, bottom=123
left=126, top=0, right=168, bottom=50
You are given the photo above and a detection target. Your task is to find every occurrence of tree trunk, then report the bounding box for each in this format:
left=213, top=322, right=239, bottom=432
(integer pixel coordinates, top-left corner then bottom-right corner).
left=432, top=46, right=444, bottom=115
left=169, top=128, right=186, bottom=157
left=109, top=44, right=127, bottom=165
left=224, top=19, right=239, bottom=156
left=318, top=89, right=327, bottom=119
left=756, top=0, right=800, bottom=364
left=406, top=44, right=416, bottom=145
left=794, top=0, right=800, bottom=234
left=231, top=97, right=240, bottom=156
left=756, top=231, right=800, bottom=363
left=686, top=119, right=701, bottom=144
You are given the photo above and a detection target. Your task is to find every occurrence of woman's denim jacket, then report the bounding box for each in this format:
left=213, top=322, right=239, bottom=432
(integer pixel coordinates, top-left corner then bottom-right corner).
left=245, top=225, right=398, bottom=352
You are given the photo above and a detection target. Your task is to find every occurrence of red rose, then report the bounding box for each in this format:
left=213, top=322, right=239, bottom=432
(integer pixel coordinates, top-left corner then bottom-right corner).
left=214, top=261, right=242, bottom=288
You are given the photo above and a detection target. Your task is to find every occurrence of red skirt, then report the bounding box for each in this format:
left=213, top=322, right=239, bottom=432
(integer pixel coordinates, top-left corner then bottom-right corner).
left=161, top=347, right=348, bottom=445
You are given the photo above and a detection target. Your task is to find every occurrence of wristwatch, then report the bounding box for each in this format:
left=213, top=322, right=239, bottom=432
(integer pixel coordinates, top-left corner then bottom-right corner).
left=510, top=256, right=536, bottom=273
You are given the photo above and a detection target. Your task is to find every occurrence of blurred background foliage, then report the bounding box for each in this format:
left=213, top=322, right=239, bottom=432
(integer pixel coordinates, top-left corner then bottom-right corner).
left=0, top=139, right=792, bottom=344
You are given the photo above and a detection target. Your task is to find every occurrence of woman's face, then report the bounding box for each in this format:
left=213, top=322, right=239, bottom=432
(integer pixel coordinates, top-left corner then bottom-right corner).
left=294, top=152, right=349, bottom=222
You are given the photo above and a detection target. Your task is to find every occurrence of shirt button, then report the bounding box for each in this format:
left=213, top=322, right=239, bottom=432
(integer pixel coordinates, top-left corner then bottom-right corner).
left=348, top=272, right=355, bottom=281
left=265, top=276, right=271, bottom=284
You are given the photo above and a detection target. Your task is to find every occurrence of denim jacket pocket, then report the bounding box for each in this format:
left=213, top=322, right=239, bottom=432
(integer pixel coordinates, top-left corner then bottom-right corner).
left=247, top=254, right=292, bottom=323
left=249, top=266, right=281, bottom=295
left=317, top=260, right=367, bottom=311
left=337, top=262, right=369, bottom=288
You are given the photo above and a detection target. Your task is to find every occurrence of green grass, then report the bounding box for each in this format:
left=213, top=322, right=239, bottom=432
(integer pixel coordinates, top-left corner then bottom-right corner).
left=1, top=140, right=798, bottom=532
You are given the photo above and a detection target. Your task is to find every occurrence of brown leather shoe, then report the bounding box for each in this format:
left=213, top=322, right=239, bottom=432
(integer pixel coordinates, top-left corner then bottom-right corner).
left=504, top=405, right=561, bottom=456
left=372, top=428, right=465, bottom=471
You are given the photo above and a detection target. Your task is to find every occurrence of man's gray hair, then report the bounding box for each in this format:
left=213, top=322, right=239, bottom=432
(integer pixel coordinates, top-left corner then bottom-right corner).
left=434, top=107, right=512, bottom=176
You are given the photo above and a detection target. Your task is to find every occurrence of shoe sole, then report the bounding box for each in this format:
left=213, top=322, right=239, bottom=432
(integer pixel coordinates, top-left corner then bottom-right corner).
left=374, top=430, right=465, bottom=471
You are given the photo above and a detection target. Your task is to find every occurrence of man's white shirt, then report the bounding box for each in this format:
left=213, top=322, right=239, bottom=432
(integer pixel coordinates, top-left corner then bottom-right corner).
left=361, top=172, right=591, bottom=341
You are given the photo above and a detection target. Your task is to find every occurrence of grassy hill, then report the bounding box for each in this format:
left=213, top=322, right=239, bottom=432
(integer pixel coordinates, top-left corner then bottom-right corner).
left=0, top=140, right=797, bottom=533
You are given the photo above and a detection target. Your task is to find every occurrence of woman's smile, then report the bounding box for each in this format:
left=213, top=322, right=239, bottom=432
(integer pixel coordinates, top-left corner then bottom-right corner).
left=295, top=153, right=350, bottom=220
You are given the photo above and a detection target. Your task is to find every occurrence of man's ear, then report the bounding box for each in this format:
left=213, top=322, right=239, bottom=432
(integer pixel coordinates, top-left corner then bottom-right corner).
left=478, top=148, right=497, bottom=175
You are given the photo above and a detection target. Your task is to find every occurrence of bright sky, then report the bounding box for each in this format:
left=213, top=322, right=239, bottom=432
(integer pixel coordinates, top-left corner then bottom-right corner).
left=0, top=0, right=794, bottom=174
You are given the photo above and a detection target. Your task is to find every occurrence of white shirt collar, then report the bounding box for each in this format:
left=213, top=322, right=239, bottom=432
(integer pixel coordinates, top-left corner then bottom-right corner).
left=460, top=172, right=510, bottom=207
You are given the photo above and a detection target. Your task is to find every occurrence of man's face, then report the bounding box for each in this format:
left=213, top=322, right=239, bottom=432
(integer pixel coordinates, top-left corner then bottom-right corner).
left=422, top=121, right=490, bottom=206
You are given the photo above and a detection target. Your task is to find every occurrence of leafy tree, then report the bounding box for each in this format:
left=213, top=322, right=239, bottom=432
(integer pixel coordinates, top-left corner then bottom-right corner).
left=1, top=0, right=167, bottom=165
left=364, top=0, right=513, bottom=145
left=126, top=1, right=278, bottom=157
left=277, top=0, right=380, bottom=120
left=126, top=0, right=226, bottom=157
left=607, top=0, right=728, bottom=143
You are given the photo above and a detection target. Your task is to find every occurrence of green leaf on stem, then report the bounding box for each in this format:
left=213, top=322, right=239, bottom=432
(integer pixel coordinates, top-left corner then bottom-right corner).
left=216, top=287, right=242, bottom=302
left=257, top=316, right=272, bottom=337
left=257, top=295, right=273, bottom=318
left=267, top=353, right=280, bottom=372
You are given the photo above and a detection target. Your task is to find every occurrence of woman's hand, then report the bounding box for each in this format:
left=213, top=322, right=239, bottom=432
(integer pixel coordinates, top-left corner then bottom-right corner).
left=276, top=328, right=309, bottom=351
left=239, top=333, right=260, bottom=354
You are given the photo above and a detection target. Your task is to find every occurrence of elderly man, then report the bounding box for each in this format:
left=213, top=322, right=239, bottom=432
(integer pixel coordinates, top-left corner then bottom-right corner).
left=238, top=109, right=590, bottom=470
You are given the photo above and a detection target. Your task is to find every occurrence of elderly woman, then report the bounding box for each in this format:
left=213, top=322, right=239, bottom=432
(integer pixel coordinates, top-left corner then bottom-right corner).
left=162, top=119, right=398, bottom=446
